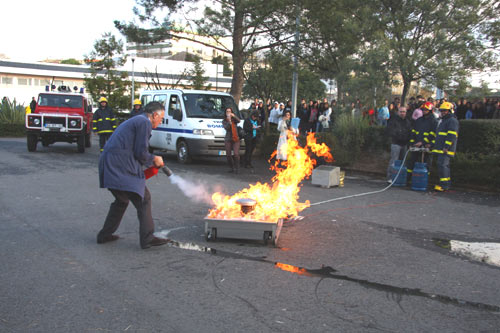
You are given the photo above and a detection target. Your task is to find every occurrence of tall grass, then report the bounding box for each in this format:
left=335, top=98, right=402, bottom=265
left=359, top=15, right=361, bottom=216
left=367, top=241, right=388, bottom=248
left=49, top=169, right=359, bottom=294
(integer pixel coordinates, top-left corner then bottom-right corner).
left=331, top=113, right=371, bottom=165
left=0, top=98, right=25, bottom=125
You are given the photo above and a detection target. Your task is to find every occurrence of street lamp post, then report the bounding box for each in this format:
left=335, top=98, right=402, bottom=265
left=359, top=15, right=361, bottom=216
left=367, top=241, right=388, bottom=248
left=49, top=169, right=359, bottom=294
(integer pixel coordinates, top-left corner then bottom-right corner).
left=131, top=56, right=135, bottom=109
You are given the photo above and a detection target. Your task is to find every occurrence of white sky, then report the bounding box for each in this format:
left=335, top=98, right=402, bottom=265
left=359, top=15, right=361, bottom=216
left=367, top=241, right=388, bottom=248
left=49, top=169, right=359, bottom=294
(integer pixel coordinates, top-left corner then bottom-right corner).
left=0, top=0, right=137, bottom=61
left=0, top=0, right=498, bottom=89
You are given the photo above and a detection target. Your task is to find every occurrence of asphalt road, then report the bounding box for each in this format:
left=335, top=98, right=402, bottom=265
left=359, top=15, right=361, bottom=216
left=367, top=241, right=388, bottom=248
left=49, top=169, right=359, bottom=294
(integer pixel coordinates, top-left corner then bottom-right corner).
left=1, top=136, right=499, bottom=332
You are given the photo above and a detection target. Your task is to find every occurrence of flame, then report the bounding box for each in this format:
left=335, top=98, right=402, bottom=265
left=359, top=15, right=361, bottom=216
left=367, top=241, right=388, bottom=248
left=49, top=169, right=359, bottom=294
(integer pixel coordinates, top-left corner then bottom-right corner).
left=207, top=132, right=333, bottom=222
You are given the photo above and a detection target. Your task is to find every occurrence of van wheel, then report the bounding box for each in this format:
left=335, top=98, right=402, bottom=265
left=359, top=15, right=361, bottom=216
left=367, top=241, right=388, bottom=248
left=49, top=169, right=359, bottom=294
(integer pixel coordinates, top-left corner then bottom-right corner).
left=85, top=132, right=91, bottom=148
left=177, top=140, right=191, bottom=164
left=77, top=134, right=85, bottom=153
left=27, top=134, right=37, bottom=152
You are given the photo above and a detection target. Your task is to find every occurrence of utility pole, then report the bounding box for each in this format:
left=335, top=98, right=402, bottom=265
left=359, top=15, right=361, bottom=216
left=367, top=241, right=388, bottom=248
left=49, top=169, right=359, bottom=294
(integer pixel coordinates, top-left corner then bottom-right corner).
left=291, top=12, right=300, bottom=118
left=131, top=55, right=135, bottom=109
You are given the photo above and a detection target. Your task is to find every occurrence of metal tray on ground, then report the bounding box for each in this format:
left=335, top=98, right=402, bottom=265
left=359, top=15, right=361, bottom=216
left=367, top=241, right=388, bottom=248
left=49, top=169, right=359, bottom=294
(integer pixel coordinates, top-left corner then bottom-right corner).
left=204, top=217, right=283, bottom=246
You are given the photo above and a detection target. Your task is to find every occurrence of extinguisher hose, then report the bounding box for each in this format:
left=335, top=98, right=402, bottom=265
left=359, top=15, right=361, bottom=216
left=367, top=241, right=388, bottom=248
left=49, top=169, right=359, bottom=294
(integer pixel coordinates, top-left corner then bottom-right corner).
left=310, top=148, right=411, bottom=206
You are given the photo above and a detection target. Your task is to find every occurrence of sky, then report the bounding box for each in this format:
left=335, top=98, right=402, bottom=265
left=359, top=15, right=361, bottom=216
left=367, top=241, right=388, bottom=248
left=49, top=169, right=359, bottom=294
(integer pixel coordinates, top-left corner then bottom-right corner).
left=1, top=1, right=498, bottom=90
left=0, top=0, right=137, bottom=61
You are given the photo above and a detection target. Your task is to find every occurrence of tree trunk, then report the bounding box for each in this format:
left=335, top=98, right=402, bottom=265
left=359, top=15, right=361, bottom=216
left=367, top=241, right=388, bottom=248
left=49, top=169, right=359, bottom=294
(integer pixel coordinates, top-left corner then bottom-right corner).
left=230, top=8, right=245, bottom=105
left=401, top=76, right=411, bottom=106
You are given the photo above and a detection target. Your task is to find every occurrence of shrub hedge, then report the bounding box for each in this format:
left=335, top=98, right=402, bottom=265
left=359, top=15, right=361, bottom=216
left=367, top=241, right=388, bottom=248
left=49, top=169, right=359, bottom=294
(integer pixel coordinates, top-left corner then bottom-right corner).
left=457, top=119, right=500, bottom=154
left=256, top=116, right=500, bottom=191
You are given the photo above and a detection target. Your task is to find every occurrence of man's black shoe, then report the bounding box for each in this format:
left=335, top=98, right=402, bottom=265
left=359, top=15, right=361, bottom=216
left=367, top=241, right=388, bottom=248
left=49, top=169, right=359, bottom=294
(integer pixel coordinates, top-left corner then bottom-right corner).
left=97, top=234, right=120, bottom=244
left=142, top=236, right=168, bottom=249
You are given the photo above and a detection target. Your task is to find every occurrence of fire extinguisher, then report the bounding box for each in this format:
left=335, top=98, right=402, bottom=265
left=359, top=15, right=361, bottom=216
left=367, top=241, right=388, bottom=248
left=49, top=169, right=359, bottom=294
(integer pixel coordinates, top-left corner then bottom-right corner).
left=144, top=166, right=173, bottom=179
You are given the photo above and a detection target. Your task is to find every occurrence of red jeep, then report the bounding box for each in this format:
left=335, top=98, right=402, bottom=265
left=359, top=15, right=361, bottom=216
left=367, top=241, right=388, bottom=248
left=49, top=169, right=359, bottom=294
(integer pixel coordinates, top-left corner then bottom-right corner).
left=25, top=89, right=93, bottom=153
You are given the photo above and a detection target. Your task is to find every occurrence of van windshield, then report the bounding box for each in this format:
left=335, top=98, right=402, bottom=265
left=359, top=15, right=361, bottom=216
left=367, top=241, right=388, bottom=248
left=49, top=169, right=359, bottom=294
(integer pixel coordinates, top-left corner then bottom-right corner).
left=183, top=93, right=240, bottom=119
left=38, top=94, right=83, bottom=108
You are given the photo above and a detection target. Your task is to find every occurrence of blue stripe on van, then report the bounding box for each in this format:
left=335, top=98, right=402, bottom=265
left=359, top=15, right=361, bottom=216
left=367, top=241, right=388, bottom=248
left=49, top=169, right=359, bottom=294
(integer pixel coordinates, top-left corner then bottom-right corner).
left=152, top=127, right=194, bottom=134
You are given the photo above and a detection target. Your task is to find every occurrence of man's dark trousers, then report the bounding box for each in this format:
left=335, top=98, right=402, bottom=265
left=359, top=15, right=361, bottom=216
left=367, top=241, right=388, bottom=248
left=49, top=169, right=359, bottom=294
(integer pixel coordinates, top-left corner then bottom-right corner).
left=97, top=187, right=154, bottom=248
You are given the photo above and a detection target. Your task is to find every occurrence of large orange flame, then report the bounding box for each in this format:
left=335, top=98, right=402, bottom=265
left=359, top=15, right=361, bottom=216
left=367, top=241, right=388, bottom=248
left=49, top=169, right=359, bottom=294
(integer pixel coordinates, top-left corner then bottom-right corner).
left=208, top=132, right=333, bottom=222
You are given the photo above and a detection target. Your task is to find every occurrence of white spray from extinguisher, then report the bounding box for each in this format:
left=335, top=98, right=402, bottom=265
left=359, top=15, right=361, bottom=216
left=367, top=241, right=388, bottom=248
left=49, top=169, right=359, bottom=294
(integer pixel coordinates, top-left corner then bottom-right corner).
left=161, top=167, right=213, bottom=205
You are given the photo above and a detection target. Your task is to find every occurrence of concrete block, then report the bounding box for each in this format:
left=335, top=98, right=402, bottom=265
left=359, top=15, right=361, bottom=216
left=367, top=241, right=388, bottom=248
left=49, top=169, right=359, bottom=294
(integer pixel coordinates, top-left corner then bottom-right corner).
left=311, top=165, right=340, bottom=188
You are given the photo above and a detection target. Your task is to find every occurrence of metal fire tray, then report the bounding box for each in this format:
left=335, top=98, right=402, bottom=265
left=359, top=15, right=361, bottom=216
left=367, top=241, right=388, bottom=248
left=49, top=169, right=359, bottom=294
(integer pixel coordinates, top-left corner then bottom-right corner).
left=204, top=217, right=283, bottom=246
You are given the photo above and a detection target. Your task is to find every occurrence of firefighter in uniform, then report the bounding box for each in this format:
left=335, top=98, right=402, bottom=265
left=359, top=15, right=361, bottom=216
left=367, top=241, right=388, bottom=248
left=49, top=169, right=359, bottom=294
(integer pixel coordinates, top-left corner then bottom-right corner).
left=432, top=102, right=459, bottom=192
left=92, top=97, right=117, bottom=152
left=130, top=99, right=143, bottom=117
left=407, top=101, right=438, bottom=180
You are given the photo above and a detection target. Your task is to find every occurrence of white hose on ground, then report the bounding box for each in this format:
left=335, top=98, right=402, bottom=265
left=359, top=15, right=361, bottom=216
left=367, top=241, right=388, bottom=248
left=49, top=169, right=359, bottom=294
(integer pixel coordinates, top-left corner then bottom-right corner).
left=310, top=148, right=411, bottom=207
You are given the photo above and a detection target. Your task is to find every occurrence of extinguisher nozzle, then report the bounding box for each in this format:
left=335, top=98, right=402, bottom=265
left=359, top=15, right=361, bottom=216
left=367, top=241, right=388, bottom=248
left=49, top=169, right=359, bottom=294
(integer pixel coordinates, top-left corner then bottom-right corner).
left=161, top=166, right=173, bottom=177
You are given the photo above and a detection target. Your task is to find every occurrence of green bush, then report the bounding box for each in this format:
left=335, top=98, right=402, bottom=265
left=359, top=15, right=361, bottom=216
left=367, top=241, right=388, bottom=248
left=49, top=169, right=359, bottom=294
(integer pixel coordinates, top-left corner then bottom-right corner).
left=451, top=152, right=500, bottom=189
left=457, top=119, right=500, bottom=155
left=0, top=123, right=25, bottom=137
left=0, top=98, right=25, bottom=125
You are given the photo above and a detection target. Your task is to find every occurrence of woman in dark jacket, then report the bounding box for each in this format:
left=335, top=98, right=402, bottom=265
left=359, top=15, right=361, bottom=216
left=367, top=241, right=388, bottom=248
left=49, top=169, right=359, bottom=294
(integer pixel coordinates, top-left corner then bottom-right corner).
left=222, top=107, right=241, bottom=173
left=243, top=110, right=261, bottom=168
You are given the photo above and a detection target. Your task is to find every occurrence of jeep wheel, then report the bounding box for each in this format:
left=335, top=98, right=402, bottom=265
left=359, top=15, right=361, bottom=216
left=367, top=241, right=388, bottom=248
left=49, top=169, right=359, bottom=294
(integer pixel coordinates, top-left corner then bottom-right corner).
left=176, top=140, right=191, bottom=164
left=85, top=132, right=91, bottom=148
left=27, top=134, right=37, bottom=152
left=77, top=134, right=85, bottom=153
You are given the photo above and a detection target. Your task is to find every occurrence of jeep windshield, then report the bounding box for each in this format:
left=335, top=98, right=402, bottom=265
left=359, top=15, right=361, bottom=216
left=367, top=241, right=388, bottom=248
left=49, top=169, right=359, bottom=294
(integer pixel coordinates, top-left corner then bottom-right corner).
left=183, top=93, right=241, bottom=119
left=38, top=94, right=83, bottom=108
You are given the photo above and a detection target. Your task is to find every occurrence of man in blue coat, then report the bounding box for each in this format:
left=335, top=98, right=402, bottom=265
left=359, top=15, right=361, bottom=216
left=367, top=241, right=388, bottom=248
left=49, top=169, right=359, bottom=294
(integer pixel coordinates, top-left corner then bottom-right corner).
left=97, top=101, right=168, bottom=249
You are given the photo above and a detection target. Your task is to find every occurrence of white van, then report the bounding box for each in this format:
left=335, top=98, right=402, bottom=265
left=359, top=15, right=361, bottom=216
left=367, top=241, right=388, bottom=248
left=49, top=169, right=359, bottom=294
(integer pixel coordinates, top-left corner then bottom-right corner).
left=140, top=89, right=244, bottom=163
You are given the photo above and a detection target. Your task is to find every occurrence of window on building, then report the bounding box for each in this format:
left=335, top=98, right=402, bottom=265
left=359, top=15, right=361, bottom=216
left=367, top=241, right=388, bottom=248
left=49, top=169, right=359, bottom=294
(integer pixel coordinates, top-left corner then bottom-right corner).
left=18, top=78, right=30, bottom=85
left=1, top=77, right=13, bottom=85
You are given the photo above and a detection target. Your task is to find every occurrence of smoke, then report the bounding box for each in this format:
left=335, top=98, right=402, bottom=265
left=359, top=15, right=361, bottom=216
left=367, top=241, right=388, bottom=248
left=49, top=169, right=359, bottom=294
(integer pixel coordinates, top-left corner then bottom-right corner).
left=169, top=174, right=213, bottom=205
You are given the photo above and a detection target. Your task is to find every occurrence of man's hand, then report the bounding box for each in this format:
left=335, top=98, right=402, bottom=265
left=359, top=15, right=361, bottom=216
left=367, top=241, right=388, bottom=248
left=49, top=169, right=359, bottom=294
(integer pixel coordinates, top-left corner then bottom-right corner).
left=153, top=155, right=164, bottom=168
left=443, top=148, right=448, bottom=154
left=414, top=142, right=422, bottom=147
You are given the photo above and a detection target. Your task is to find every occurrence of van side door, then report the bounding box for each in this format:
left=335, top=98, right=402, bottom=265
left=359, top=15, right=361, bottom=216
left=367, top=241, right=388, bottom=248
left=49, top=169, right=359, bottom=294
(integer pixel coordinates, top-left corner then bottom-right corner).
left=165, top=93, right=182, bottom=150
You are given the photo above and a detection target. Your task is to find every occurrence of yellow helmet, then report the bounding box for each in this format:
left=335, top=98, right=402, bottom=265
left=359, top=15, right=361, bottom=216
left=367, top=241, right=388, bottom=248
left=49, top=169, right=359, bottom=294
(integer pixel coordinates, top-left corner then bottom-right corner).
left=98, top=97, right=108, bottom=103
left=134, top=99, right=141, bottom=105
left=439, top=101, right=453, bottom=110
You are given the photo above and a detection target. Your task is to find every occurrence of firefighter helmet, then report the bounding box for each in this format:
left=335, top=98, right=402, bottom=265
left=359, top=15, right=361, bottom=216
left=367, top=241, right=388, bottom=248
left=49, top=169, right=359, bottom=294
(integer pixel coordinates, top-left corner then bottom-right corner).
left=422, top=102, right=433, bottom=111
left=98, top=97, right=108, bottom=103
left=439, top=101, right=453, bottom=110
left=134, top=99, right=141, bottom=105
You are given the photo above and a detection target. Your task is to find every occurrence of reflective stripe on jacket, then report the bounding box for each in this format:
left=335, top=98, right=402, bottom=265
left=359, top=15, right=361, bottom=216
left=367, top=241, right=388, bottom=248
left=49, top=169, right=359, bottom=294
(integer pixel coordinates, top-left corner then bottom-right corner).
left=410, top=113, right=438, bottom=145
left=92, top=106, right=117, bottom=134
left=432, top=113, right=459, bottom=157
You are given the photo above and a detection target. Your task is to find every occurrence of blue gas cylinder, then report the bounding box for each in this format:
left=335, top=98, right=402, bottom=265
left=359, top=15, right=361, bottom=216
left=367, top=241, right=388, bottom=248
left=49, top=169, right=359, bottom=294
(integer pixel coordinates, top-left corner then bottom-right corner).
left=411, top=162, right=428, bottom=191
left=390, top=160, right=407, bottom=186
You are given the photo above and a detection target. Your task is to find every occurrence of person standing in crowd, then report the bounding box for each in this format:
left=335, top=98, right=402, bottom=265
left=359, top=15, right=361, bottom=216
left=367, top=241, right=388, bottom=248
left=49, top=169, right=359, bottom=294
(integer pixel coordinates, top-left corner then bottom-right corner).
left=277, top=110, right=298, bottom=165
left=30, top=97, right=37, bottom=113
left=465, top=102, right=474, bottom=119
left=411, top=100, right=424, bottom=122
left=407, top=101, right=437, bottom=181
left=257, top=101, right=265, bottom=125
left=318, top=102, right=332, bottom=132
left=378, top=99, right=390, bottom=126
left=97, top=101, right=168, bottom=249
left=386, top=106, right=412, bottom=183
left=130, top=99, right=143, bottom=117
left=268, top=101, right=281, bottom=132
left=223, top=107, right=241, bottom=174
left=308, top=100, right=319, bottom=132
left=93, top=97, right=117, bottom=152
left=456, top=98, right=467, bottom=120
left=432, top=102, right=459, bottom=192
left=298, top=100, right=309, bottom=135
left=243, top=110, right=260, bottom=169
left=284, top=100, right=292, bottom=114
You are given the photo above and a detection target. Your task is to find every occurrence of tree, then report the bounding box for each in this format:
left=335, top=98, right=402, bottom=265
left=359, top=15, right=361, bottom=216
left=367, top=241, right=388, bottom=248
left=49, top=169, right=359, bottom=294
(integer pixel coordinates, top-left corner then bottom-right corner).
left=84, top=33, right=131, bottom=110
left=114, top=0, right=296, bottom=103
left=186, top=56, right=211, bottom=90
left=242, top=51, right=325, bottom=105
left=295, top=0, right=382, bottom=103
left=374, top=0, right=498, bottom=104
left=60, top=58, right=81, bottom=65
